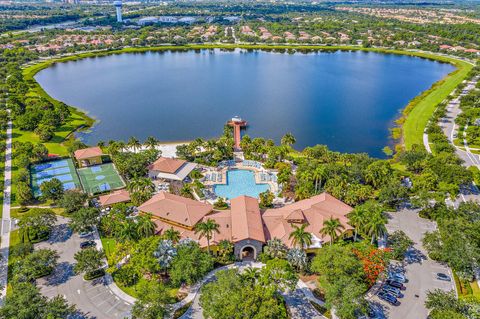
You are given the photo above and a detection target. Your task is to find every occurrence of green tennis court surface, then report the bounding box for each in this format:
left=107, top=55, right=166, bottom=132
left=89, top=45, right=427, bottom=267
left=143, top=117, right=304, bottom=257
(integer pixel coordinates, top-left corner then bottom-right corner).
left=77, top=163, right=125, bottom=195
left=31, top=158, right=82, bottom=197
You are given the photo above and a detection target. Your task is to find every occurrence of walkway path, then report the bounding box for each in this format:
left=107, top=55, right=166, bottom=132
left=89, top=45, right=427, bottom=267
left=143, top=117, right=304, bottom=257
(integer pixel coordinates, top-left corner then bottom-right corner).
left=0, top=116, right=12, bottom=303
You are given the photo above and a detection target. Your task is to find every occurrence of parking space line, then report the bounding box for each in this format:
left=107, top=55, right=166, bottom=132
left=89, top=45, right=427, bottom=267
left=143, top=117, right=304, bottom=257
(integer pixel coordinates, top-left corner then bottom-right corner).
left=95, top=294, right=117, bottom=307
left=89, top=289, right=111, bottom=299
left=105, top=300, right=122, bottom=314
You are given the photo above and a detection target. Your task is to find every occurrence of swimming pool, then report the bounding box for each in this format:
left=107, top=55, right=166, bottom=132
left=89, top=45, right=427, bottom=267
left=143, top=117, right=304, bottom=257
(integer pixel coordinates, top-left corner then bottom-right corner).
left=214, top=169, right=270, bottom=200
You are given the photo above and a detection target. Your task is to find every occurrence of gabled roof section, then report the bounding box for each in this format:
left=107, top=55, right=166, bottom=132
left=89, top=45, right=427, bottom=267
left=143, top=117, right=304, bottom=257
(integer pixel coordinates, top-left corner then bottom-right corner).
left=149, top=157, right=186, bottom=174
left=138, top=191, right=213, bottom=228
left=98, top=189, right=130, bottom=207
left=283, top=208, right=305, bottom=222
left=74, top=146, right=104, bottom=160
left=230, top=195, right=266, bottom=243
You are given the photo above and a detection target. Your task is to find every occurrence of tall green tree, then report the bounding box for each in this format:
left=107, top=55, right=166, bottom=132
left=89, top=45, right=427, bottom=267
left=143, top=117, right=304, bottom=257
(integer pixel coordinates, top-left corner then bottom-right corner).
left=320, top=217, right=345, bottom=245
left=288, top=223, right=312, bottom=251
left=74, top=248, right=105, bottom=277
left=195, top=219, right=220, bottom=254
left=128, top=136, right=141, bottom=152
left=136, top=214, right=156, bottom=238
left=69, top=207, right=100, bottom=233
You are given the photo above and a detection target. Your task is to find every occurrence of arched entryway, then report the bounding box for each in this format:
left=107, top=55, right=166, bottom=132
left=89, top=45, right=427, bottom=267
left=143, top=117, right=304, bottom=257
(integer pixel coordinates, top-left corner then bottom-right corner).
left=240, top=245, right=256, bottom=261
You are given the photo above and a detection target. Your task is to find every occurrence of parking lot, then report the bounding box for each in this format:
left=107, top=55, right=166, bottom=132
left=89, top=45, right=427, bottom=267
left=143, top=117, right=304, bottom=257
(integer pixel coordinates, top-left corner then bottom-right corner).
left=370, top=209, right=455, bottom=319
left=36, top=217, right=132, bottom=319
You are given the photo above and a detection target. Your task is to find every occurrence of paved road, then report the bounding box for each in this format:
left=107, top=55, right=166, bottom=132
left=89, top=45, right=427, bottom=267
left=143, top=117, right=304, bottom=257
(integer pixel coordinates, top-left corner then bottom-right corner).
left=0, top=116, right=12, bottom=303
left=439, top=76, right=480, bottom=167
left=37, top=217, right=133, bottom=319
left=371, top=209, right=456, bottom=319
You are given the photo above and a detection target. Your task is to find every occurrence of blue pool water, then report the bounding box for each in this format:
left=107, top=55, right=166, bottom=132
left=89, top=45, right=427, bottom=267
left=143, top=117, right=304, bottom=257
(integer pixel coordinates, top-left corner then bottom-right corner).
left=214, top=169, right=269, bottom=200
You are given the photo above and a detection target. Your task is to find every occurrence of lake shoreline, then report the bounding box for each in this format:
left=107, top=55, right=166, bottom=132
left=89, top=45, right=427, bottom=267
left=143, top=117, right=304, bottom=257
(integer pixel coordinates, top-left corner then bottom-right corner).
left=22, top=44, right=473, bottom=156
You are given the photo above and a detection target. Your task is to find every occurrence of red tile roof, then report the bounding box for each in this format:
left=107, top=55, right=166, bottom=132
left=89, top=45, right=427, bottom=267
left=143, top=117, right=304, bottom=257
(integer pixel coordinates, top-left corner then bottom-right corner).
left=98, top=189, right=130, bottom=207
left=149, top=157, right=186, bottom=174
left=138, top=191, right=212, bottom=228
left=74, top=146, right=104, bottom=160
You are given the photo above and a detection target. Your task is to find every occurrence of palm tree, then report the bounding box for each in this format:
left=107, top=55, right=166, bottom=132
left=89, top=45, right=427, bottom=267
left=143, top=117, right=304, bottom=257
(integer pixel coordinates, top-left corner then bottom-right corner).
left=288, top=224, right=312, bottom=251
left=348, top=207, right=366, bottom=242
left=128, top=177, right=154, bottom=195
left=118, top=221, right=138, bottom=242
left=320, top=217, right=345, bottom=245
left=194, top=219, right=220, bottom=254
left=281, top=133, right=296, bottom=147
left=365, top=211, right=387, bottom=244
left=144, top=136, right=159, bottom=150
left=136, top=214, right=156, bottom=238
left=312, top=165, right=327, bottom=193
left=163, top=227, right=181, bottom=244
left=241, top=267, right=259, bottom=286
left=128, top=136, right=141, bottom=152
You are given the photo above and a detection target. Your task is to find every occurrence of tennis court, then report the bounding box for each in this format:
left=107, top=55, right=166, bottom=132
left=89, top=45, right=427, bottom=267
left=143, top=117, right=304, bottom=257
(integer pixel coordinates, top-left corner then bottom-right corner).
left=77, top=163, right=125, bottom=195
left=31, top=158, right=82, bottom=197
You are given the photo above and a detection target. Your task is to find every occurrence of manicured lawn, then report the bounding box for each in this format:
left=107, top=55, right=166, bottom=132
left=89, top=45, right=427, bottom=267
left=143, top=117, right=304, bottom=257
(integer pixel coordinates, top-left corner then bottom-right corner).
left=10, top=207, right=66, bottom=220
left=12, top=109, right=88, bottom=157
left=403, top=59, right=473, bottom=150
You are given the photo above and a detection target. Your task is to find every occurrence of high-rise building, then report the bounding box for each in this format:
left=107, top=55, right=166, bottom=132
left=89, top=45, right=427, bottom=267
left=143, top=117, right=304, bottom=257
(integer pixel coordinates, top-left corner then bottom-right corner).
left=114, top=0, right=123, bottom=23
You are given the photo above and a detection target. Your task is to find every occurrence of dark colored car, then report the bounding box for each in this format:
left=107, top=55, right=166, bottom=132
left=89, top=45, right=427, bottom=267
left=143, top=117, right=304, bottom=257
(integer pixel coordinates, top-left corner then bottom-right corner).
left=382, top=288, right=403, bottom=299
left=378, top=291, right=398, bottom=305
left=436, top=273, right=451, bottom=281
left=80, top=240, right=96, bottom=249
left=386, top=279, right=405, bottom=290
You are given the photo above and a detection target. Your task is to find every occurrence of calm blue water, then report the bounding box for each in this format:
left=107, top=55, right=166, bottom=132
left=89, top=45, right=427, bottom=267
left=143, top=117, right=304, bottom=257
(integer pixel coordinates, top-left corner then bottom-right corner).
left=35, top=49, right=455, bottom=157
left=214, top=169, right=269, bottom=199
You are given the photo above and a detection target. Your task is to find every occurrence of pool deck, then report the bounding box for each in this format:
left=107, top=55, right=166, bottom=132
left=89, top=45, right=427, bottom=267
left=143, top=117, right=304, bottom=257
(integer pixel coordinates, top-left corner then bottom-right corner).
left=202, top=162, right=279, bottom=194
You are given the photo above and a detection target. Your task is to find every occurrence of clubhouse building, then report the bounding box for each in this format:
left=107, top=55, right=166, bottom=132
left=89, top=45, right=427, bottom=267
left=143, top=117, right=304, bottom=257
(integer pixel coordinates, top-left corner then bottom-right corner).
left=148, top=157, right=197, bottom=181
left=138, top=192, right=353, bottom=260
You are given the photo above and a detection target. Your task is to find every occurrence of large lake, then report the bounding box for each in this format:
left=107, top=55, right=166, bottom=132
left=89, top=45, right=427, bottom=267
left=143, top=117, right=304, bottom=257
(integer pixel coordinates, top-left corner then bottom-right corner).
left=35, top=49, right=455, bottom=157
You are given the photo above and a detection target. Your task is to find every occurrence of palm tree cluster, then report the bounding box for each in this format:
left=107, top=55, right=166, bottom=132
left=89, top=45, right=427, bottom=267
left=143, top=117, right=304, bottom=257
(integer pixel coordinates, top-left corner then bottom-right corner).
left=347, top=201, right=387, bottom=244
left=101, top=206, right=156, bottom=242
left=127, top=177, right=155, bottom=206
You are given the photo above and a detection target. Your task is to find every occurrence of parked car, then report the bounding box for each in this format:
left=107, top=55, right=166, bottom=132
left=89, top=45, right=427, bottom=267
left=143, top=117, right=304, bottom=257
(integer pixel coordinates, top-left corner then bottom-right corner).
left=388, top=272, right=407, bottom=283
left=382, top=285, right=403, bottom=298
left=80, top=240, right=96, bottom=249
left=79, top=230, right=94, bottom=238
left=378, top=291, right=398, bottom=305
left=436, top=273, right=451, bottom=281
left=386, top=279, right=405, bottom=290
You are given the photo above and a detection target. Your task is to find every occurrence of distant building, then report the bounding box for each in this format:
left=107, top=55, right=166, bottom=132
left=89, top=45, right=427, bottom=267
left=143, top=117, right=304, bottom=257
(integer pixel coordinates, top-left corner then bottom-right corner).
left=178, top=17, right=197, bottom=24
left=114, top=0, right=123, bottom=23
left=137, top=17, right=159, bottom=26
left=158, top=16, right=178, bottom=23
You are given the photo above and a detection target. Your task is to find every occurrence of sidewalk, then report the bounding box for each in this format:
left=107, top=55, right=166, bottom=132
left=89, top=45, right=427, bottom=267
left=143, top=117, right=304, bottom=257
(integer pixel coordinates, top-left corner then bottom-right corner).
left=0, top=118, right=12, bottom=303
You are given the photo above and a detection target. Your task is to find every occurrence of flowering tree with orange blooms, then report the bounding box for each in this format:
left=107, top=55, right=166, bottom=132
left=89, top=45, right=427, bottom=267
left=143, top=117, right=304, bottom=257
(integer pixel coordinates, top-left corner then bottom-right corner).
left=353, top=246, right=391, bottom=287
